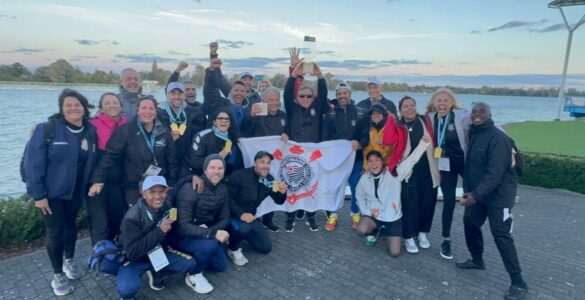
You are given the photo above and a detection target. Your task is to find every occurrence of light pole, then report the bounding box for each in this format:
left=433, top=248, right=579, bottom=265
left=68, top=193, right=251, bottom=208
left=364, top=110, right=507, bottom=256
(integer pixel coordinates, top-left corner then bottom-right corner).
left=548, top=0, right=585, bottom=120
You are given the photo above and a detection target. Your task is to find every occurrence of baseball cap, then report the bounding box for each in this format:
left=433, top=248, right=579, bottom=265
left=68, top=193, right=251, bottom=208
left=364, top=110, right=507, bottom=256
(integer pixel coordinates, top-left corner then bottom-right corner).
left=367, top=78, right=382, bottom=86
left=240, top=71, right=255, bottom=79
left=254, top=150, right=274, bottom=161
left=166, top=82, right=185, bottom=93
left=141, top=176, right=169, bottom=192
left=335, top=82, right=351, bottom=92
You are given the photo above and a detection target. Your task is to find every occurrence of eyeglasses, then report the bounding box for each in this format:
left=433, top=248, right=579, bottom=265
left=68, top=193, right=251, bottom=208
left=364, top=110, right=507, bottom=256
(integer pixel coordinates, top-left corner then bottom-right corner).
left=216, top=117, right=231, bottom=121
left=138, top=94, right=156, bottom=100
left=299, top=94, right=313, bottom=99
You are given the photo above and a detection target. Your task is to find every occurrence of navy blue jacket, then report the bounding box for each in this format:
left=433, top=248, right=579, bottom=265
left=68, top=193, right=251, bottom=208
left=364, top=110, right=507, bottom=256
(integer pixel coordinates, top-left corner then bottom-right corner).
left=25, top=119, right=97, bottom=201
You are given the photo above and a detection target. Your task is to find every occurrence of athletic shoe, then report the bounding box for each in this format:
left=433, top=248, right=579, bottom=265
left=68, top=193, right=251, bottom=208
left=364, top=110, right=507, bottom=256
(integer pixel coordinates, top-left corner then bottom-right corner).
left=418, top=232, right=430, bottom=249
left=404, top=238, right=419, bottom=254
left=440, top=240, right=453, bottom=260
left=324, top=214, right=338, bottom=231
left=63, top=258, right=83, bottom=280
left=185, top=273, right=214, bottom=294
left=227, top=248, right=249, bottom=266
left=296, top=210, right=305, bottom=220
left=145, top=270, right=165, bottom=291
left=285, top=216, right=295, bottom=232
left=51, top=273, right=74, bottom=296
left=504, top=285, right=528, bottom=300
left=305, top=217, right=319, bottom=232
left=351, top=213, right=360, bottom=229
left=262, top=219, right=279, bottom=232
left=455, top=259, right=486, bottom=270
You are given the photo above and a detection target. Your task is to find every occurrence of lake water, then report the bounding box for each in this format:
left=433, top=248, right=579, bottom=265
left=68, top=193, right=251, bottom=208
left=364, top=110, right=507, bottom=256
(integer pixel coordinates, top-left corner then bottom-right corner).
left=0, top=83, right=572, bottom=198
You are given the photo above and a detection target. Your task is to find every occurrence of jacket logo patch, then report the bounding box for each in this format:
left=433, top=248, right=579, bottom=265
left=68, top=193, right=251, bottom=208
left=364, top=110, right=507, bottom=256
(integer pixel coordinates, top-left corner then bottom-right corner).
left=448, top=124, right=455, bottom=131
left=81, top=138, right=88, bottom=151
left=351, top=120, right=357, bottom=127
left=281, top=118, right=286, bottom=128
left=155, top=139, right=165, bottom=146
left=53, top=141, right=68, bottom=145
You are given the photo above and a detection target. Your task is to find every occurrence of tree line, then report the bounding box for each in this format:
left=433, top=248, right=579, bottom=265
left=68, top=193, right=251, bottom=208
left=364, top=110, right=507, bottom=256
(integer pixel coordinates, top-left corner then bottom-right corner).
left=1, top=59, right=584, bottom=98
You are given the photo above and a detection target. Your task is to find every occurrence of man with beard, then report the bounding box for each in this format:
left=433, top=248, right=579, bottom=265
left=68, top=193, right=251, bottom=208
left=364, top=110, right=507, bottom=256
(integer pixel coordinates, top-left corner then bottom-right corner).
left=321, top=82, right=365, bottom=231
left=457, top=102, right=528, bottom=300
left=167, top=61, right=201, bottom=108
left=118, top=68, right=142, bottom=120
left=225, top=151, right=287, bottom=266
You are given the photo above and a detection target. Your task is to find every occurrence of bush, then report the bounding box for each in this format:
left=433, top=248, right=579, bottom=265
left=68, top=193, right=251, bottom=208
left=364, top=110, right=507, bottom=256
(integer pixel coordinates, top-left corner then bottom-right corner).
left=520, top=152, right=585, bottom=194
left=0, top=195, right=89, bottom=247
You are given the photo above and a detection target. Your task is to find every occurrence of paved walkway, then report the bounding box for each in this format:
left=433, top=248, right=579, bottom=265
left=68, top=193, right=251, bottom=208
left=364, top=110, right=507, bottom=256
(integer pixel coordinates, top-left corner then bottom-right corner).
left=0, top=185, right=583, bottom=300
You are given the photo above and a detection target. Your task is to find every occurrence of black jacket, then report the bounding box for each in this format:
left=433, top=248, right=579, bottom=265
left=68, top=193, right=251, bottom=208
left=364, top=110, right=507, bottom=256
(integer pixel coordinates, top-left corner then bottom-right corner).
left=240, top=110, right=287, bottom=137
left=463, top=120, right=517, bottom=208
left=202, top=68, right=234, bottom=119
left=91, top=118, right=178, bottom=190
left=226, top=167, right=287, bottom=217
left=157, top=106, right=205, bottom=167
left=322, top=99, right=365, bottom=141
left=283, top=76, right=329, bottom=143
left=188, top=128, right=243, bottom=176
left=356, top=96, right=397, bottom=117
left=172, top=176, right=230, bottom=241
left=120, top=198, right=171, bottom=262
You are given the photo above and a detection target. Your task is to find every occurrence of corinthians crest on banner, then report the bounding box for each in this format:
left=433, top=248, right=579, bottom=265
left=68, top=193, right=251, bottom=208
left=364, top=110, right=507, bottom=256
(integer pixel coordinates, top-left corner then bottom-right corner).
left=238, top=136, right=355, bottom=217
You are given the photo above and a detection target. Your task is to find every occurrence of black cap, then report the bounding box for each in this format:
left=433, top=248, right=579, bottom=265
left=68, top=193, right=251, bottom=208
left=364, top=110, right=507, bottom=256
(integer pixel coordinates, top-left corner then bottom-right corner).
left=369, top=103, right=388, bottom=118
left=254, top=151, right=273, bottom=161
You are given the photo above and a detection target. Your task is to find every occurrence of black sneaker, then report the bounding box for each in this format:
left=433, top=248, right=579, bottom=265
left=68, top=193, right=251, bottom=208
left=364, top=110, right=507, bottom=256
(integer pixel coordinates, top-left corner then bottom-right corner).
left=146, top=270, right=165, bottom=291
left=504, top=285, right=528, bottom=300
left=296, top=210, right=305, bottom=220
left=455, top=259, right=485, bottom=270
left=285, top=217, right=295, bottom=232
left=262, top=220, right=279, bottom=232
left=305, top=217, right=319, bottom=232
left=440, top=240, right=453, bottom=260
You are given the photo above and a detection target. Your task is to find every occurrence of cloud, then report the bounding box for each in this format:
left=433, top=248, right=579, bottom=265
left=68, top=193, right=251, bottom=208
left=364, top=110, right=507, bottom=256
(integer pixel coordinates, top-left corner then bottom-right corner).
left=167, top=50, right=190, bottom=56
left=74, top=39, right=100, bottom=46
left=532, top=23, right=565, bottom=33
left=470, top=30, right=482, bottom=34
left=111, top=40, right=120, bottom=45
left=0, top=14, right=17, bottom=19
left=69, top=55, right=98, bottom=62
left=216, top=39, right=254, bottom=49
left=30, top=4, right=120, bottom=25
left=0, top=47, right=48, bottom=55
left=318, top=59, right=430, bottom=69
left=222, top=57, right=289, bottom=69
left=115, top=54, right=176, bottom=63
left=155, top=10, right=256, bottom=32
left=488, top=19, right=548, bottom=32
left=318, top=50, right=337, bottom=56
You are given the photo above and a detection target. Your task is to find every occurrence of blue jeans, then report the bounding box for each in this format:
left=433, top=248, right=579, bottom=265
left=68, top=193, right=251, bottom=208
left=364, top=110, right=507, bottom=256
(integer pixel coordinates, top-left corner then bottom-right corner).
left=116, top=249, right=197, bottom=299
left=348, top=161, right=363, bottom=214
left=228, top=219, right=272, bottom=254
left=175, top=238, right=229, bottom=274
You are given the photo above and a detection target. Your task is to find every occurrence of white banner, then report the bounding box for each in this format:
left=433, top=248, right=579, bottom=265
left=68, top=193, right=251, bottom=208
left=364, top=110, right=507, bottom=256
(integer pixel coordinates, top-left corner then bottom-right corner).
left=238, top=136, right=356, bottom=217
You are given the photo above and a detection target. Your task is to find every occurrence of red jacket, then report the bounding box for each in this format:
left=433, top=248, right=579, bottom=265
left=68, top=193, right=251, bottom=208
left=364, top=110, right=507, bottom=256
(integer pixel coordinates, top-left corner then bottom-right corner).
left=90, top=112, right=128, bottom=150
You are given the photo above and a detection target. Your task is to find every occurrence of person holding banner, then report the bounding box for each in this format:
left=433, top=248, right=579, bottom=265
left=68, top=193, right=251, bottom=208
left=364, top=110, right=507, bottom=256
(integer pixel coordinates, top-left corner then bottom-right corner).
left=356, top=134, right=431, bottom=257
left=225, top=151, right=287, bottom=266
left=240, top=87, right=289, bottom=232
left=116, top=176, right=198, bottom=299
left=282, top=61, right=329, bottom=232
left=425, top=88, right=470, bottom=260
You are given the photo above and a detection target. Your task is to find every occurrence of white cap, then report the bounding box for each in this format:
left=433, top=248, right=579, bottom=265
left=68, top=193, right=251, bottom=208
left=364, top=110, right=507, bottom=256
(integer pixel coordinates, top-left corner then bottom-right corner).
left=367, top=78, right=382, bottom=86
left=335, top=82, right=351, bottom=92
left=141, top=176, right=168, bottom=192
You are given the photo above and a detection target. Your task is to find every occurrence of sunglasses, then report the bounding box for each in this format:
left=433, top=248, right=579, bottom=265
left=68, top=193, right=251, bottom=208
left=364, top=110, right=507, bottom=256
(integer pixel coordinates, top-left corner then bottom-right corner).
left=298, top=94, right=313, bottom=99
left=216, top=117, right=231, bottom=121
left=138, top=94, right=156, bottom=100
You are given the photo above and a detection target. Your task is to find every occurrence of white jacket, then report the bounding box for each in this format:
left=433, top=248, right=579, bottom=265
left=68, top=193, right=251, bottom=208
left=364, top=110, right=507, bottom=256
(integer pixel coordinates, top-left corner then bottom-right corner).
left=356, top=140, right=430, bottom=222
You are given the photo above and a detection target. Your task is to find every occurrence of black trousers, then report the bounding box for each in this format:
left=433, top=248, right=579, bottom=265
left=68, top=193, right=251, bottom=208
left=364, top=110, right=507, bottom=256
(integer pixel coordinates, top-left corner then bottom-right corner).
left=228, top=219, right=272, bottom=254
left=286, top=210, right=316, bottom=219
left=86, top=182, right=127, bottom=245
left=124, top=187, right=140, bottom=207
left=463, top=202, right=522, bottom=276
left=401, top=163, right=438, bottom=239
left=41, top=190, right=83, bottom=274
left=440, top=157, right=464, bottom=238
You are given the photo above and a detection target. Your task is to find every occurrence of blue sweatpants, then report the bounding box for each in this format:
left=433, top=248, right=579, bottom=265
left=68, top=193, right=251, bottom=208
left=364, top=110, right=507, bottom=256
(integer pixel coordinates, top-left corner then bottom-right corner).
left=117, top=249, right=197, bottom=299
left=175, top=238, right=229, bottom=274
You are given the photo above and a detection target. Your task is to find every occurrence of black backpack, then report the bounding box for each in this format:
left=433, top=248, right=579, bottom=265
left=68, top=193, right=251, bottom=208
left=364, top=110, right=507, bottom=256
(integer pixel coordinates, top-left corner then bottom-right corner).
left=510, top=138, right=525, bottom=177
left=20, top=120, right=57, bottom=183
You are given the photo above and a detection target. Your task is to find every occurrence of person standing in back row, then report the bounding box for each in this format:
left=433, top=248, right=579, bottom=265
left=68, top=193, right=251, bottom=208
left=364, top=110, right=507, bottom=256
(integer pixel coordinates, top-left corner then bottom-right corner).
left=457, top=102, right=528, bottom=300
left=356, top=78, right=397, bottom=117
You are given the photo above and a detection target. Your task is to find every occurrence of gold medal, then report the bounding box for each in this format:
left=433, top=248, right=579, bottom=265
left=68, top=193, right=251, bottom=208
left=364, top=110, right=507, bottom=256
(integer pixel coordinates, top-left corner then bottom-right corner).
left=169, top=208, right=177, bottom=222
left=178, top=123, right=187, bottom=135
left=434, top=147, right=443, bottom=158
left=272, top=181, right=280, bottom=193
left=170, top=123, right=179, bottom=132
left=224, top=140, right=232, bottom=153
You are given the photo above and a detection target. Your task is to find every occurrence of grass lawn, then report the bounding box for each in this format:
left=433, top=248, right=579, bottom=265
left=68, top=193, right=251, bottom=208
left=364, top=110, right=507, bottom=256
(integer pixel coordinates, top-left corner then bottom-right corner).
left=506, top=120, right=585, bottom=157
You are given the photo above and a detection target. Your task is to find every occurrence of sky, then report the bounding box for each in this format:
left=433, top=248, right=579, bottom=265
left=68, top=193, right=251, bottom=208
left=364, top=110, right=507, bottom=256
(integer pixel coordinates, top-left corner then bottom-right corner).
left=1, top=0, right=585, bottom=88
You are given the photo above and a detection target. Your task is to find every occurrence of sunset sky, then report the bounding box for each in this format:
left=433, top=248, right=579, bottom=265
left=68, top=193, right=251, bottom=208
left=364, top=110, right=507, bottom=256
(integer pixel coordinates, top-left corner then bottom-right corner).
left=1, top=0, right=584, bottom=88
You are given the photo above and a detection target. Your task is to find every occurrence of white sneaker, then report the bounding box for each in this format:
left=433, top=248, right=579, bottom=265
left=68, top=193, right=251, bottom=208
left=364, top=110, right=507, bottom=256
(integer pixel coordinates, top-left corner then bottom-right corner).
left=404, top=238, right=419, bottom=254
left=185, top=273, right=214, bottom=294
left=227, top=248, right=249, bottom=266
left=418, top=233, right=430, bottom=249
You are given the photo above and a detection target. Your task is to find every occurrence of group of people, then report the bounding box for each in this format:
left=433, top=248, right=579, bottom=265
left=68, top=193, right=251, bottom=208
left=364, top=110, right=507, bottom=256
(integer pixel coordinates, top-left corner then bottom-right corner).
left=22, top=42, right=528, bottom=300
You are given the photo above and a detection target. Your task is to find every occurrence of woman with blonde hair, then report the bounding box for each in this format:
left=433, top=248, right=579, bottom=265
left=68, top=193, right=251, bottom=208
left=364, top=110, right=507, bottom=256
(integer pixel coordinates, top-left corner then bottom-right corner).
left=425, top=88, right=470, bottom=260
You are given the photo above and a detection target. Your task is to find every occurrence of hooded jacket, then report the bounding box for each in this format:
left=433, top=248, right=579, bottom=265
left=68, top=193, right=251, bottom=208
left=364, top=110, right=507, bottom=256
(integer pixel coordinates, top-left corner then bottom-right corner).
left=118, top=86, right=143, bottom=120
left=90, top=112, right=128, bottom=151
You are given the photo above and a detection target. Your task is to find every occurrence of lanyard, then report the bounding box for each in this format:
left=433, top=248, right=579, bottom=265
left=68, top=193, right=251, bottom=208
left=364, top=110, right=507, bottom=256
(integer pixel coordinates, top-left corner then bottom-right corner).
left=137, top=117, right=158, bottom=166
left=165, top=105, right=186, bottom=124
left=437, top=112, right=451, bottom=148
